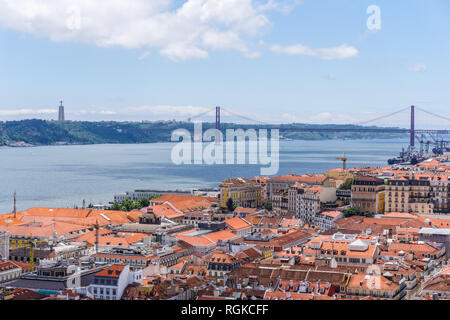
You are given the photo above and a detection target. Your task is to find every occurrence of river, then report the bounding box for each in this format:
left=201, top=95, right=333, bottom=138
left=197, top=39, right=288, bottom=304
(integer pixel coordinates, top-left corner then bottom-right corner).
left=0, top=138, right=409, bottom=213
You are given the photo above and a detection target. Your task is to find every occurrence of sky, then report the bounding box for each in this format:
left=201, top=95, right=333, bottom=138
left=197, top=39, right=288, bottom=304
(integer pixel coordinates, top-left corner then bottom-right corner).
left=0, top=0, right=449, bottom=129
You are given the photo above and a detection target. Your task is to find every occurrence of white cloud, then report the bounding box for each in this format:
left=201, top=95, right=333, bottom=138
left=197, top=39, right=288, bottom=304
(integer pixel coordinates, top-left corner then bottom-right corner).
left=124, top=105, right=213, bottom=117
left=258, top=0, right=303, bottom=14
left=409, top=63, right=427, bottom=72
left=138, top=51, right=150, bottom=60
left=0, top=108, right=56, bottom=116
left=279, top=111, right=360, bottom=124
left=0, top=0, right=298, bottom=61
left=270, top=43, right=358, bottom=60
left=76, top=110, right=118, bottom=115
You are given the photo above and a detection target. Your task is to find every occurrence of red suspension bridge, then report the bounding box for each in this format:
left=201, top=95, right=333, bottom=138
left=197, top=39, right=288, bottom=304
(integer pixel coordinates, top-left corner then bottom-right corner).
left=188, top=105, right=450, bottom=152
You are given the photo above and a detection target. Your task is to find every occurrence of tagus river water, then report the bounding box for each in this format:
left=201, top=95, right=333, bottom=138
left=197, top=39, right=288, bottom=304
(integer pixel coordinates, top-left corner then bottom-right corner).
left=0, top=138, right=409, bottom=213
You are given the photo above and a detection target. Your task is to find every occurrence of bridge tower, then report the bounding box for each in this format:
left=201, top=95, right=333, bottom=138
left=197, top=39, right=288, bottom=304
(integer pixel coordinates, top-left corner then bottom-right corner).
left=216, top=106, right=220, bottom=130
left=410, top=105, right=415, bottom=147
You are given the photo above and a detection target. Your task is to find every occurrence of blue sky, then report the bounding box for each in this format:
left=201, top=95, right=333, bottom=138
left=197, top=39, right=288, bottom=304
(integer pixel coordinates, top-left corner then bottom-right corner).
left=0, top=0, right=449, bottom=129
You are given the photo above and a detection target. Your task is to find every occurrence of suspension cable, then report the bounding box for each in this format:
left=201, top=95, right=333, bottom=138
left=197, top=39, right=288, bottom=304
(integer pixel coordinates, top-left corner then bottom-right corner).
left=352, top=107, right=410, bottom=125
left=416, top=106, right=450, bottom=122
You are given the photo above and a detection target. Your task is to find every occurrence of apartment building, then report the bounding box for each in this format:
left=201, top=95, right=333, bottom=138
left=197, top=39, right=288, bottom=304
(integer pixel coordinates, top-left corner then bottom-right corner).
left=385, top=177, right=434, bottom=214
left=207, top=252, right=241, bottom=279
left=351, top=176, right=385, bottom=214
left=272, top=191, right=289, bottom=215
left=88, top=264, right=143, bottom=300
left=266, top=174, right=326, bottom=201
left=220, top=178, right=264, bottom=209
left=314, top=211, right=343, bottom=232
left=431, top=175, right=450, bottom=214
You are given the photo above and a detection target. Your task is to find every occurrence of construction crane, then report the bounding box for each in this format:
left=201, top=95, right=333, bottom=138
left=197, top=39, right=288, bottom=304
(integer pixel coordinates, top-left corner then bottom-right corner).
left=336, top=153, right=348, bottom=170
left=9, top=234, right=49, bottom=272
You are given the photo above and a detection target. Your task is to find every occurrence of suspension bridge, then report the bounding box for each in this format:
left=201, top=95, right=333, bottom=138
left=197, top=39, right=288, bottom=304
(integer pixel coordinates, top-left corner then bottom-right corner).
left=186, top=105, right=450, bottom=152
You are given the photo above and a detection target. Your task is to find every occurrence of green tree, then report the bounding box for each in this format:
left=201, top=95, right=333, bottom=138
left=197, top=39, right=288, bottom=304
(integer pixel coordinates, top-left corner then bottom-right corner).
left=226, top=198, right=235, bottom=212
left=343, top=207, right=374, bottom=218
left=137, top=197, right=150, bottom=208
left=119, top=199, right=135, bottom=212
left=342, top=207, right=361, bottom=218
left=109, top=195, right=160, bottom=212
left=110, top=201, right=122, bottom=211
left=263, top=200, right=272, bottom=211
left=339, top=178, right=354, bottom=190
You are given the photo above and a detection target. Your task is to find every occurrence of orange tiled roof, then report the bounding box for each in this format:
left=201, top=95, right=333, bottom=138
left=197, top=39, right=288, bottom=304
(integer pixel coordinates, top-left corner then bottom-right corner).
left=151, top=194, right=217, bottom=213
left=0, top=207, right=140, bottom=238
left=95, top=265, right=126, bottom=278
left=224, top=217, right=251, bottom=231
left=175, top=229, right=238, bottom=248
left=152, top=203, right=184, bottom=219
left=320, top=211, right=342, bottom=218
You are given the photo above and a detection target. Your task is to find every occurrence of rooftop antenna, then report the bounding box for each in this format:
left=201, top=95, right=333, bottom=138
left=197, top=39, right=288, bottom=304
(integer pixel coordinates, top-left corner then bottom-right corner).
left=13, top=191, right=17, bottom=219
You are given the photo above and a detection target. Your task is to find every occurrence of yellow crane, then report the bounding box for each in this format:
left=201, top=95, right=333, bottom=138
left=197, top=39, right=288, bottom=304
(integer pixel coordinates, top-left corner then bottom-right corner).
left=336, top=153, right=348, bottom=170
left=9, top=234, right=49, bottom=272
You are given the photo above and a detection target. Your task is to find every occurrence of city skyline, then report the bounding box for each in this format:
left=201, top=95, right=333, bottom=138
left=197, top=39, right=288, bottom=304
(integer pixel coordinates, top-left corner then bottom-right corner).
left=0, top=0, right=449, bottom=129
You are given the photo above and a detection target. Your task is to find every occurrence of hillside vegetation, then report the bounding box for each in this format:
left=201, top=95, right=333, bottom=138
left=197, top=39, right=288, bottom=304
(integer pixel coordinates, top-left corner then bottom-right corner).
left=0, top=119, right=406, bottom=146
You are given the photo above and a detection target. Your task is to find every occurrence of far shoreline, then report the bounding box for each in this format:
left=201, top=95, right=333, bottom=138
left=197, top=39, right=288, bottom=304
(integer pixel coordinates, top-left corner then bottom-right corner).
left=0, top=136, right=409, bottom=149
